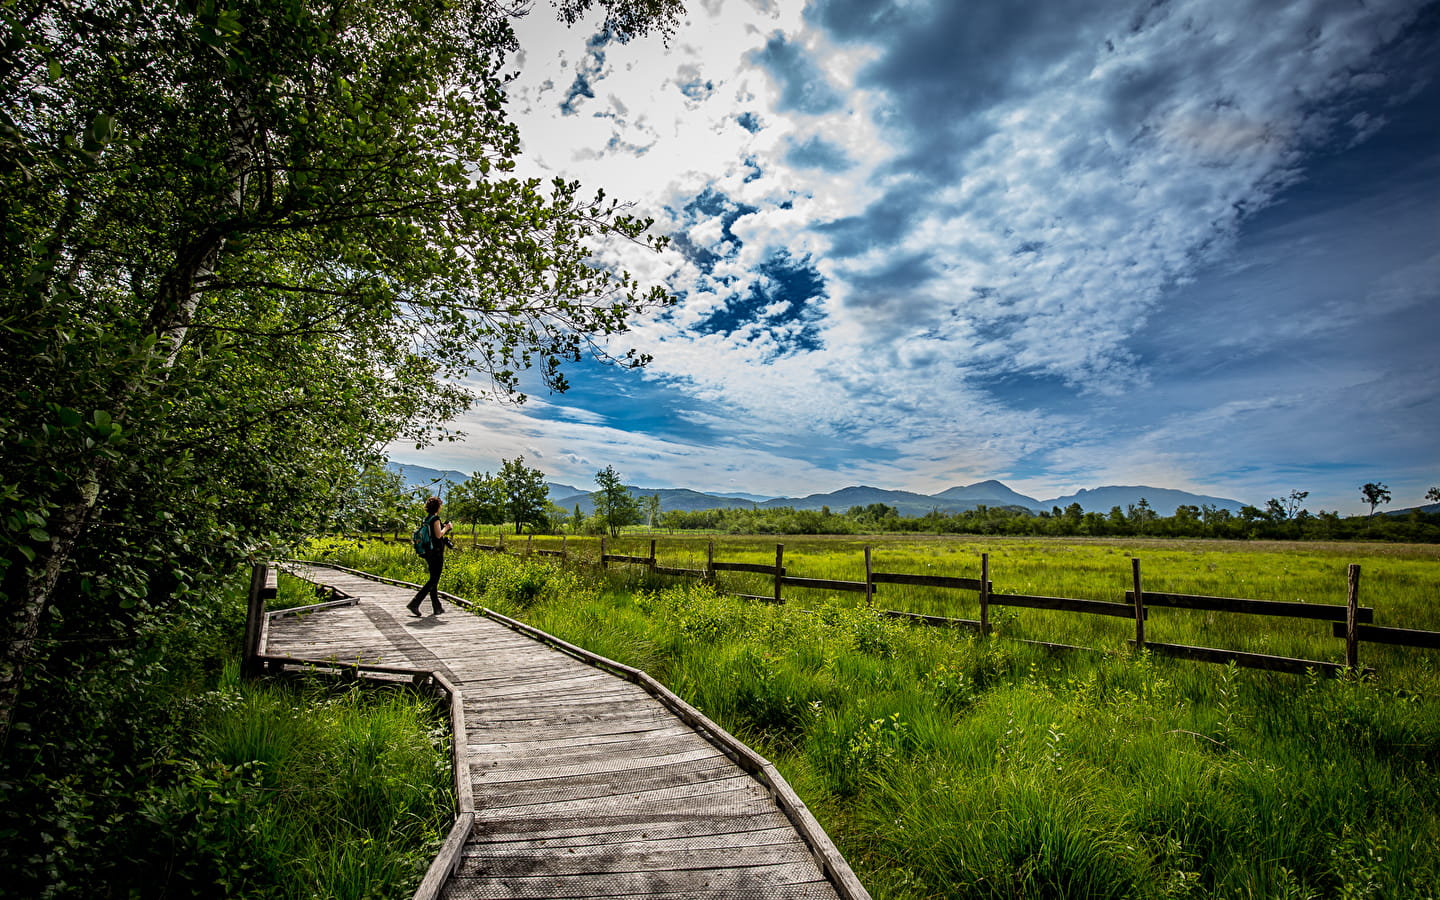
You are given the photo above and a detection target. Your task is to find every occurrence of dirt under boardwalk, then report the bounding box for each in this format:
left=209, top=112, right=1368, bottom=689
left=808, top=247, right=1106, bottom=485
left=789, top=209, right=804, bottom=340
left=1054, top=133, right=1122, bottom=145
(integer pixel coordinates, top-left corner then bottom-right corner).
left=267, top=563, right=854, bottom=900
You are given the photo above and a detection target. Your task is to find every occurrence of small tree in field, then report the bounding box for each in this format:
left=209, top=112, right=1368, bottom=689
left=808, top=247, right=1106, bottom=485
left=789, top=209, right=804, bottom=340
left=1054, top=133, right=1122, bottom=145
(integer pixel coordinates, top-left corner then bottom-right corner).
left=1360, top=483, right=1391, bottom=517
left=593, top=466, right=641, bottom=537
left=499, top=456, right=550, bottom=534
left=448, top=472, right=505, bottom=542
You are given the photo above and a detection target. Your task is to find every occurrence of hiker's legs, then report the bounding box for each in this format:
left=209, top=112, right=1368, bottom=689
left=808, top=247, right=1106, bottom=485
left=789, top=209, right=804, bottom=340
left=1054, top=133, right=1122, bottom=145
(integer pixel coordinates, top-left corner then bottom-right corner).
left=408, top=549, right=443, bottom=612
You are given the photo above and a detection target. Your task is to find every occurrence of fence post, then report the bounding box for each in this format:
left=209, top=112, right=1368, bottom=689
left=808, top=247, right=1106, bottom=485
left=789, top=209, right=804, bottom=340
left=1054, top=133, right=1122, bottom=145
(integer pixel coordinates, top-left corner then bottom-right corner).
left=527, top=534, right=533, bottom=556
left=706, top=541, right=715, bottom=584
left=864, top=546, right=873, bottom=606
left=1131, top=557, right=1145, bottom=648
left=980, top=552, right=990, bottom=636
left=600, top=537, right=607, bottom=570
left=774, top=544, right=785, bottom=604
left=649, top=539, right=657, bottom=572
left=242, top=562, right=269, bottom=677
left=498, top=532, right=505, bottom=553
left=561, top=534, right=567, bottom=560
left=1346, top=563, right=1361, bottom=670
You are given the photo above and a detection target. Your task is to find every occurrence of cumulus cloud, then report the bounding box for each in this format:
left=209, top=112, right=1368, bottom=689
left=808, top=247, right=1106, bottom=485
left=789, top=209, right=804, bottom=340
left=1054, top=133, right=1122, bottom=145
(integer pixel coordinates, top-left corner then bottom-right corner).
left=466, top=0, right=1440, bottom=511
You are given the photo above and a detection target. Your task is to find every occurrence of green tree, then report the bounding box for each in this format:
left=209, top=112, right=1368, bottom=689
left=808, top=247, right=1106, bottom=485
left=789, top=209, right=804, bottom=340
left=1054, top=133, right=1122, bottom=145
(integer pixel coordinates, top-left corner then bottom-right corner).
left=1360, top=483, right=1392, bottom=517
left=0, top=0, right=681, bottom=739
left=642, top=493, right=662, bottom=529
left=1427, top=487, right=1439, bottom=504
left=498, top=456, right=549, bottom=534
left=593, top=466, right=640, bottom=537
left=336, top=459, right=412, bottom=537
left=447, top=471, right=505, bottom=541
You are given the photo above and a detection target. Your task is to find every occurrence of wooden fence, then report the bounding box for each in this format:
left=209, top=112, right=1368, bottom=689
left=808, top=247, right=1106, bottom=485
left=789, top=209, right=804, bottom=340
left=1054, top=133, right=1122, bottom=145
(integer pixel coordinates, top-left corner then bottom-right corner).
left=362, top=534, right=1437, bottom=675
left=589, top=540, right=1433, bottom=676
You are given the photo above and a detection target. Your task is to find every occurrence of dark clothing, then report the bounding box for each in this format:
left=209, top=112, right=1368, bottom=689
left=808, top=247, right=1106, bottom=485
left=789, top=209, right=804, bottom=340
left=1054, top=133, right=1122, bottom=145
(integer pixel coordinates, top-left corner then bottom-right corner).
left=409, top=512, right=445, bottom=613
left=410, top=546, right=444, bottom=609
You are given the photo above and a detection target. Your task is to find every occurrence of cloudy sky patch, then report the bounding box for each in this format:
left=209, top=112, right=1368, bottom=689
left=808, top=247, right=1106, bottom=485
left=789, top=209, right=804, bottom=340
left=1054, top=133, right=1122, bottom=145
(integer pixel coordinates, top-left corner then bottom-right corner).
left=392, top=0, right=1440, bottom=515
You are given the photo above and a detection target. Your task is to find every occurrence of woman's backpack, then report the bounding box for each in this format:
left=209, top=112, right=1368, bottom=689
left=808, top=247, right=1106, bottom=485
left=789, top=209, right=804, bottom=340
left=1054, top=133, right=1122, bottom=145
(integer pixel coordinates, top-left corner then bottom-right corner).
left=411, top=515, right=436, bottom=556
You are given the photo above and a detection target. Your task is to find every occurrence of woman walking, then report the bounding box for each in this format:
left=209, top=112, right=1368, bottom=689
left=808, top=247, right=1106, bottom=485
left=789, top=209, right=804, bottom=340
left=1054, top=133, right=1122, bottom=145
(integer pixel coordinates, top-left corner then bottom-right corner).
left=408, top=496, right=453, bottom=617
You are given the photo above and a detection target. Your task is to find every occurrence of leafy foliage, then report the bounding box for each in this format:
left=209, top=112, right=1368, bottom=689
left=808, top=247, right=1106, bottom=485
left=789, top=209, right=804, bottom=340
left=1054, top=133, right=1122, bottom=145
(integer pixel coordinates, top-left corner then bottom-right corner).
left=593, top=465, right=641, bottom=537
left=0, top=0, right=679, bottom=736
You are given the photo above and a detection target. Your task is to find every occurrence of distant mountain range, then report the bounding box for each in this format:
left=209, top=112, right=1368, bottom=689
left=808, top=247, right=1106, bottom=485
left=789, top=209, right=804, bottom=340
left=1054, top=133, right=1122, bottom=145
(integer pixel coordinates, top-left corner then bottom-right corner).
left=387, top=462, right=1249, bottom=517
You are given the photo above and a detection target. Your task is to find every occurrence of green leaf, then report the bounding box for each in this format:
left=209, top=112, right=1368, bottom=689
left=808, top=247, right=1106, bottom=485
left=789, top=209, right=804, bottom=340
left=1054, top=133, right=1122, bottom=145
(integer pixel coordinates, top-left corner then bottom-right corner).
left=55, top=407, right=82, bottom=428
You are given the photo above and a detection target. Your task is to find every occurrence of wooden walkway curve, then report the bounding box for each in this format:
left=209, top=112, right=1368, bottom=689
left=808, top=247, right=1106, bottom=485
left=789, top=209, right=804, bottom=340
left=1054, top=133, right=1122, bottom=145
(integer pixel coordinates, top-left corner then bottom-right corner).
left=261, top=561, right=869, bottom=900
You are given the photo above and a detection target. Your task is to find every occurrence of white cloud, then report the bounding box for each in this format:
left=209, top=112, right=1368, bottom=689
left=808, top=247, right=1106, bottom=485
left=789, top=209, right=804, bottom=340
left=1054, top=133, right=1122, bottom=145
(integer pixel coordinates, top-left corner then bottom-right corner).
left=440, top=0, right=1440, bottom=510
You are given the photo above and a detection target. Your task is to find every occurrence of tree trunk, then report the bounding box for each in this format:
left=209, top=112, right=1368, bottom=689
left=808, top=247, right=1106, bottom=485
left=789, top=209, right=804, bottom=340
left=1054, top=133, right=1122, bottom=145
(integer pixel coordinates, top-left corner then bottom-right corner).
left=0, top=473, right=102, bottom=743
left=0, top=97, right=256, bottom=742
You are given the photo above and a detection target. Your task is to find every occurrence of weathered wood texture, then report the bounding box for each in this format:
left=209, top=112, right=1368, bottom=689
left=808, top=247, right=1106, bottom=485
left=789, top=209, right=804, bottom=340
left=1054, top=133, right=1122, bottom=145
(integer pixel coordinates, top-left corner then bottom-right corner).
left=266, top=563, right=866, bottom=900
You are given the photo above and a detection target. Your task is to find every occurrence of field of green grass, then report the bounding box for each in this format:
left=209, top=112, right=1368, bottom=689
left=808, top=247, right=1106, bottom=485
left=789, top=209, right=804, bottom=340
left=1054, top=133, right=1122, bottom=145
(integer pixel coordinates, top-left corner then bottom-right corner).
left=316, top=535, right=1440, bottom=899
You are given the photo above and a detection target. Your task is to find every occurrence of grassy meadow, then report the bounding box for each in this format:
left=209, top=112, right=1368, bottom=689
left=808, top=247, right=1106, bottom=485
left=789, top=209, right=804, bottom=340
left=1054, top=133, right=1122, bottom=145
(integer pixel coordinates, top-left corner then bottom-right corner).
left=315, top=534, right=1440, bottom=899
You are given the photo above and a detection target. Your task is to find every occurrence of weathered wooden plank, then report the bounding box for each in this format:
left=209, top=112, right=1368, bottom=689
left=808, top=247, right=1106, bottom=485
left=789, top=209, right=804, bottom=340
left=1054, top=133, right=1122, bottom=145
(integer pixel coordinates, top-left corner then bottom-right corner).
left=472, top=746, right=726, bottom=785
left=711, top=561, right=783, bottom=575
left=473, top=773, right=769, bottom=817
left=654, top=566, right=706, bottom=578
left=1130, top=590, right=1374, bottom=623
left=471, top=759, right=744, bottom=810
left=467, top=822, right=797, bottom=853
left=468, top=806, right=795, bottom=843
left=992, top=593, right=1139, bottom=618
left=470, top=725, right=695, bottom=753
left=444, top=865, right=835, bottom=899
left=471, top=730, right=705, bottom=764
left=880, top=610, right=983, bottom=630
left=869, top=572, right=989, bottom=591
left=473, top=680, right=644, bottom=705
left=603, top=554, right=655, bottom=566
left=466, top=706, right=676, bottom=731
left=780, top=576, right=869, bottom=593
left=1330, top=622, right=1440, bottom=649
left=1134, top=641, right=1348, bottom=675
left=461, top=841, right=819, bottom=878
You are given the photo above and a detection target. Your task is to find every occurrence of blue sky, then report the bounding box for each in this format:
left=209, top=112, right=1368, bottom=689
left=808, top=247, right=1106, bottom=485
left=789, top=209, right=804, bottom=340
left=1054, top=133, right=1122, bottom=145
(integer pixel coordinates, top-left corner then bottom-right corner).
left=390, top=0, right=1440, bottom=516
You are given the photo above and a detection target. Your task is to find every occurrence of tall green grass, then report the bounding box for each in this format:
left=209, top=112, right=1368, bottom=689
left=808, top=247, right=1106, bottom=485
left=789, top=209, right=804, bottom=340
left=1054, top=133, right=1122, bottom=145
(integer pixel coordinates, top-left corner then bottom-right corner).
left=320, top=537, right=1440, bottom=899
left=138, top=663, right=452, bottom=899
left=0, top=568, right=453, bottom=900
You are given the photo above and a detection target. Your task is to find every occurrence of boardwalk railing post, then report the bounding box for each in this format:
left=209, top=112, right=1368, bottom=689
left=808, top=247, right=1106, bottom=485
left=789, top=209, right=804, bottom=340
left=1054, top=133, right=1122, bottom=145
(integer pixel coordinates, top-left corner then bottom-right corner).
left=980, top=552, right=990, bottom=636
left=1346, top=563, right=1361, bottom=670
left=864, top=546, right=873, bottom=606
left=774, top=544, right=785, bottom=604
left=242, top=562, right=269, bottom=677
left=1132, top=557, right=1145, bottom=649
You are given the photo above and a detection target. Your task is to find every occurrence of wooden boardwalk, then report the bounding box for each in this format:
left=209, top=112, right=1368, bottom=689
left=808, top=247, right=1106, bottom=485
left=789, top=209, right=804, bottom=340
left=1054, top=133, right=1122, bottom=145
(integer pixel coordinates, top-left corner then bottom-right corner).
left=263, top=562, right=868, bottom=900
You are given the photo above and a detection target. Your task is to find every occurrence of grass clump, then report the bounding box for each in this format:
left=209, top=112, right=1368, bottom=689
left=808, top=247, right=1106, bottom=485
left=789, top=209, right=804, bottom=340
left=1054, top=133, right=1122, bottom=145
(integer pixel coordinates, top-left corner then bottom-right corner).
left=138, top=666, right=452, bottom=899
left=0, top=568, right=452, bottom=900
